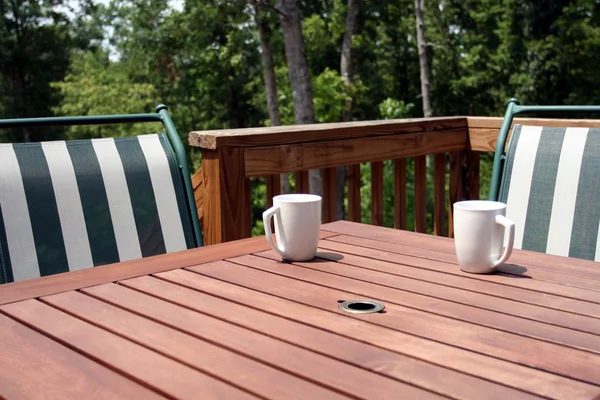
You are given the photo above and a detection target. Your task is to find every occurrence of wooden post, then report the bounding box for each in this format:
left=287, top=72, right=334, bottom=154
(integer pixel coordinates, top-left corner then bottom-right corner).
left=201, top=148, right=251, bottom=245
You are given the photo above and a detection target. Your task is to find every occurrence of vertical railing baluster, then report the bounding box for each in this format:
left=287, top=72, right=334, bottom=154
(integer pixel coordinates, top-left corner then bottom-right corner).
left=371, top=161, right=384, bottom=226
left=394, top=158, right=406, bottom=230
left=347, top=164, right=361, bottom=222
left=322, top=167, right=337, bottom=223
left=295, top=170, right=309, bottom=194
left=414, top=156, right=427, bottom=233
left=266, top=175, right=281, bottom=209
left=433, top=153, right=446, bottom=236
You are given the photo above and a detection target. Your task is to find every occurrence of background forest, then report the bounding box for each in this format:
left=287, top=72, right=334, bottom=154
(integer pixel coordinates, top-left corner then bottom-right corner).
left=1, top=0, right=600, bottom=233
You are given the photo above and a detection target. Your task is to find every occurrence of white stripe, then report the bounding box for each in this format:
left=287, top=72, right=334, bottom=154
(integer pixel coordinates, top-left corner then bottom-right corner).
left=42, top=142, right=94, bottom=271
left=546, top=128, right=589, bottom=257
left=138, top=135, right=187, bottom=252
left=595, top=218, right=600, bottom=261
left=0, top=145, right=40, bottom=281
left=92, top=139, right=142, bottom=262
left=505, top=126, right=543, bottom=249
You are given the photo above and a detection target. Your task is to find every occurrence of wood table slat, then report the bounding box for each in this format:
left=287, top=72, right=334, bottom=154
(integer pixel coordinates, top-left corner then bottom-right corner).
left=257, top=250, right=600, bottom=349
left=125, top=272, right=539, bottom=400
left=0, top=300, right=258, bottom=400
left=0, top=236, right=271, bottom=306
left=323, top=234, right=600, bottom=291
left=180, top=262, right=600, bottom=400
left=202, top=257, right=600, bottom=386
left=0, top=313, right=166, bottom=400
left=322, top=220, right=600, bottom=280
left=320, top=235, right=600, bottom=304
left=318, top=238, right=600, bottom=322
left=42, top=289, right=347, bottom=400
left=81, top=281, right=442, bottom=400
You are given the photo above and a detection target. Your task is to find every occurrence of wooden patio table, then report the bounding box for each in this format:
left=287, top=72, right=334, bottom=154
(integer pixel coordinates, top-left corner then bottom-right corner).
left=1, top=220, right=600, bottom=400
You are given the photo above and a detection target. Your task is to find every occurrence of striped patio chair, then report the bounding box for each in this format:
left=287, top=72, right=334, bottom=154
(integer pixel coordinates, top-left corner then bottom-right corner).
left=0, top=105, right=202, bottom=283
left=490, top=99, right=600, bottom=261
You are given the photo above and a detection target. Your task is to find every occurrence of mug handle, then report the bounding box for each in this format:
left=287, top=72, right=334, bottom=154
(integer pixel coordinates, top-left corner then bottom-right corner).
left=263, top=205, right=287, bottom=258
left=493, top=215, right=515, bottom=268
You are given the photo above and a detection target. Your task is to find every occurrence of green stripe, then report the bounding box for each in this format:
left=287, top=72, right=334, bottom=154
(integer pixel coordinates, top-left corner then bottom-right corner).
left=158, top=132, right=195, bottom=249
left=13, top=143, right=69, bottom=277
left=569, top=129, right=600, bottom=260
left=114, top=136, right=166, bottom=257
left=66, top=141, right=120, bottom=266
left=498, top=125, right=522, bottom=203
left=0, top=203, right=14, bottom=284
left=521, top=127, right=565, bottom=253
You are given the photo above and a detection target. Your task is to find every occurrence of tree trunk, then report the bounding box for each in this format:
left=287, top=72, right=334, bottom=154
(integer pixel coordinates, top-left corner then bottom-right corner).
left=415, top=0, right=432, bottom=118
left=337, top=0, right=361, bottom=220
left=253, top=2, right=289, bottom=193
left=276, top=0, right=321, bottom=196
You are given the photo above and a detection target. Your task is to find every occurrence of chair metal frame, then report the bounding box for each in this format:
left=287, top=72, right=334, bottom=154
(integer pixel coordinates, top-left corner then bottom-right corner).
left=0, top=104, right=203, bottom=247
left=489, top=98, right=600, bottom=201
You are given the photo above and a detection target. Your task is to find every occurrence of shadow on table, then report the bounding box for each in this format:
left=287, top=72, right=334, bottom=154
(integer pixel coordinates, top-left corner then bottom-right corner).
left=497, top=263, right=532, bottom=278
left=277, top=252, right=344, bottom=264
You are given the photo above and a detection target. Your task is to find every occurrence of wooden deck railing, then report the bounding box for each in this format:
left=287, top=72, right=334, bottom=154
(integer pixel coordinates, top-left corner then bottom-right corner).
left=189, top=116, right=600, bottom=245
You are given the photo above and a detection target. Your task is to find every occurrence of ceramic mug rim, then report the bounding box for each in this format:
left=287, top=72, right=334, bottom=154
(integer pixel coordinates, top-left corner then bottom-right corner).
left=273, top=194, right=322, bottom=203
left=454, top=200, right=506, bottom=212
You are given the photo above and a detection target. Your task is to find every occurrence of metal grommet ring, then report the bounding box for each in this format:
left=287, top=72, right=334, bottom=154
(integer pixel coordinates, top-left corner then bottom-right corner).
left=338, top=300, right=385, bottom=314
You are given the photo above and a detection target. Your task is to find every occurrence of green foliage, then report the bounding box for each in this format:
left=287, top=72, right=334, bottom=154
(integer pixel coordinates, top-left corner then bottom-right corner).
left=51, top=50, right=161, bottom=139
left=378, top=98, right=415, bottom=119
left=4, top=0, right=600, bottom=236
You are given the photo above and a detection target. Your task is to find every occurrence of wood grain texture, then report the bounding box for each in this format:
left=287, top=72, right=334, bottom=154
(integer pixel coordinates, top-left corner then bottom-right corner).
left=0, top=235, right=270, bottom=306
left=322, top=167, right=337, bottom=223
left=243, top=128, right=467, bottom=176
left=433, top=153, right=446, bottom=236
left=0, top=313, right=165, bottom=400
left=321, top=221, right=600, bottom=283
left=394, top=158, right=407, bottom=230
left=466, top=117, right=600, bottom=152
left=266, top=175, right=281, bottom=209
left=259, top=249, right=600, bottom=348
left=207, top=256, right=600, bottom=386
left=191, top=167, right=204, bottom=222
left=187, top=260, right=600, bottom=399
left=190, top=117, right=467, bottom=149
left=0, top=300, right=257, bottom=400
left=414, top=156, right=427, bottom=233
left=347, top=164, right=361, bottom=222
left=146, top=269, right=542, bottom=400
left=295, top=170, right=309, bottom=193
left=201, top=148, right=251, bottom=244
left=43, top=290, right=346, bottom=400
left=83, top=281, right=441, bottom=400
left=448, top=151, right=466, bottom=237
left=371, top=161, right=384, bottom=226
left=317, top=237, right=600, bottom=329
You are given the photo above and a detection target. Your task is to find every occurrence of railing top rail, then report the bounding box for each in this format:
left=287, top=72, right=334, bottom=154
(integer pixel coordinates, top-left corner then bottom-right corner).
left=189, top=116, right=467, bottom=150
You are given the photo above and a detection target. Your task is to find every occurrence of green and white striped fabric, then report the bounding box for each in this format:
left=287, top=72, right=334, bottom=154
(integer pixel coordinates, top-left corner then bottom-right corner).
left=499, top=125, right=600, bottom=261
left=0, top=132, right=195, bottom=283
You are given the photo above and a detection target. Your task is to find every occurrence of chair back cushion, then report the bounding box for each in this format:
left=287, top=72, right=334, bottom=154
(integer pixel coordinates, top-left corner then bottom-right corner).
left=0, top=132, right=195, bottom=283
left=499, top=125, right=600, bottom=261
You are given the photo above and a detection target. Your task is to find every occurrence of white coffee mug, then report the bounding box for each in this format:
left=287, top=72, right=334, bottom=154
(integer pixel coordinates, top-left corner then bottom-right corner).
left=453, top=200, right=515, bottom=274
left=263, top=194, right=322, bottom=261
